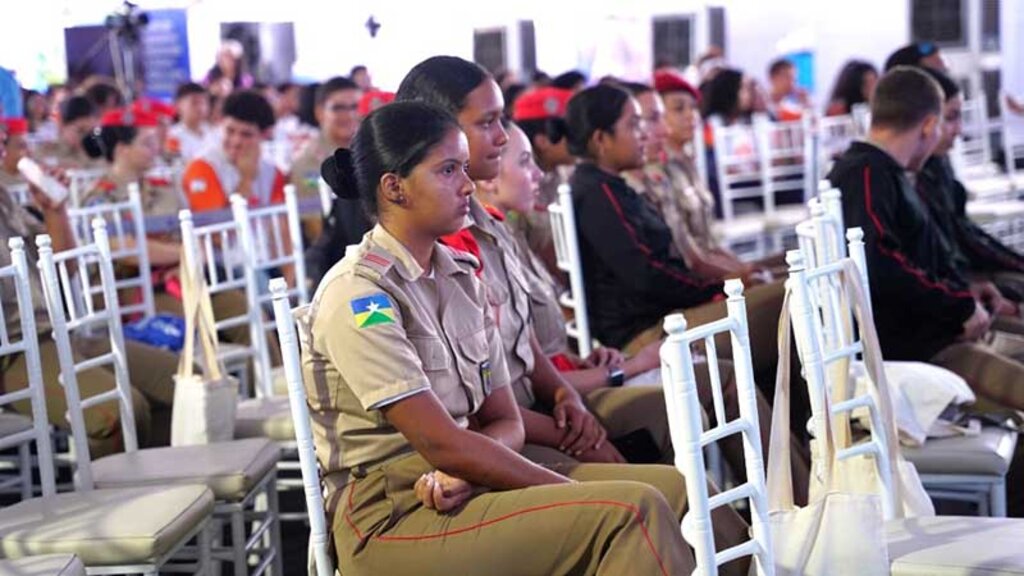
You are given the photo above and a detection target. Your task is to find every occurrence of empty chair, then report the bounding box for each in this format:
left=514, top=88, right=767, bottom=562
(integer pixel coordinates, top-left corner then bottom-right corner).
left=0, top=234, right=214, bottom=575
left=659, top=280, right=774, bottom=575
left=35, top=220, right=282, bottom=576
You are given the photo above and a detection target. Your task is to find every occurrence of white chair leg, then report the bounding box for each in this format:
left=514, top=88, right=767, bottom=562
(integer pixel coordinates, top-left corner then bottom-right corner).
left=17, top=443, right=31, bottom=500
left=992, top=479, right=1007, bottom=517
left=267, top=478, right=284, bottom=576
left=231, top=508, right=247, bottom=576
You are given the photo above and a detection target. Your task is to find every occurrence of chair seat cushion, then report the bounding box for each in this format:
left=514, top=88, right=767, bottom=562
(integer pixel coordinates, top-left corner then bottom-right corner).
left=235, top=397, right=295, bottom=442
left=888, top=516, right=1024, bottom=575
left=902, top=426, right=1017, bottom=476
left=0, top=554, right=85, bottom=576
left=0, top=485, right=213, bottom=566
left=92, top=438, right=279, bottom=501
left=0, top=412, right=32, bottom=438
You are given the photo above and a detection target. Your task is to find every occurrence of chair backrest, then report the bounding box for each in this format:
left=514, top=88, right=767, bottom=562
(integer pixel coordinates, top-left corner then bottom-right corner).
left=709, top=115, right=764, bottom=222
left=816, top=115, right=858, bottom=180
left=233, top=186, right=308, bottom=397
left=1000, top=92, right=1024, bottom=181
left=754, top=114, right=815, bottom=211
left=850, top=103, right=872, bottom=137
left=659, top=280, right=773, bottom=576
left=692, top=115, right=709, bottom=188
left=547, top=183, right=592, bottom=358
left=179, top=205, right=267, bottom=392
left=0, top=237, right=57, bottom=497
left=36, top=221, right=138, bottom=491
left=317, top=177, right=335, bottom=218
left=66, top=168, right=106, bottom=209
left=269, top=278, right=333, bottom=576
left=67, top=183, right=155, bottom=321
left=953, top=93, right=997, bottom=176
left=785, top=240, right=896, bottom=520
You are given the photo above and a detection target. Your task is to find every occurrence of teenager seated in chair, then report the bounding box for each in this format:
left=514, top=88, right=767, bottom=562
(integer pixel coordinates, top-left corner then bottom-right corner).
left=478, top=116, right=809, bottom=498
left=0, top=117, right=29, bottom=190
left=308, top=100, right=750, bottom=576
left=505, top=85, right=577, bottom=281
left=565, top=84, right=785, bottom=387
left=35, top=96, right=102, bottom=170
left=910, top=67, right=1024, bottom=347
left=166, top=82, right=218, bottom=163
left=0, top=121, right=178, bottom=457
left=628, top=78, right=783, bottom=282
left=828, top=66, right=1024, bottom=414
left=398, top=56, right=675, bottom=468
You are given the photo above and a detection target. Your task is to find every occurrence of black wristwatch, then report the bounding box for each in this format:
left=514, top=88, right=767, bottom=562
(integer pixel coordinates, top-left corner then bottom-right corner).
left=607, top=367, right=625, bottom=387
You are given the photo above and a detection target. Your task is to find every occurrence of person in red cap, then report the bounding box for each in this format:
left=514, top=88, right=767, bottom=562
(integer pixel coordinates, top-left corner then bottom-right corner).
left=0, top=117, right=29, bottom=189
left=507, top=86, right=575, bottom=278
left=356, top=88, right=394, bottom=118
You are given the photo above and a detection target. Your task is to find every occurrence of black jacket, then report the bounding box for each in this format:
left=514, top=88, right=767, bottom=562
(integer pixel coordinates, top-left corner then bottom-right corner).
left=918, top=155, right=1024, bottom=284
left=828, top=142, right=975, bottom=361
left=570, top=163, right=722, bottom=348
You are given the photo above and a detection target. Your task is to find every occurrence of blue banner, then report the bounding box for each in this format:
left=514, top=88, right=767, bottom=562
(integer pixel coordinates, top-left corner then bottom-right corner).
left=142, top=9, right=190, bottom=101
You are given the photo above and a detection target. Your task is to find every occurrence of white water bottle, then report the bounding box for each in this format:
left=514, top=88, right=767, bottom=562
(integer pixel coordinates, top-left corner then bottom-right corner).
left=17, top=157, right=69, bottom=205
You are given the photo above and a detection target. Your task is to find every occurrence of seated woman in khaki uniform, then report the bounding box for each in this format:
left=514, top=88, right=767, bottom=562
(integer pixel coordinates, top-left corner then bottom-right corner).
left=481, top=118, right=809, bottom=500
left=80, top=107, right=271, bottom=357
left=0, top=124, right=178, bottom=456
left=304, top=101, right=750, bottom=576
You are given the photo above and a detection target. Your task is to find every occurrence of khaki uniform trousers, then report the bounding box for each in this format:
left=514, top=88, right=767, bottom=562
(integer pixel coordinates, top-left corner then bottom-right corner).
left=4, top=337, right=177, bottom=458
left=622, top=281, right=786, bottom=382
left=332, top=453, right=751, bottom=576
left=932, top=342, right=1024, bottom=413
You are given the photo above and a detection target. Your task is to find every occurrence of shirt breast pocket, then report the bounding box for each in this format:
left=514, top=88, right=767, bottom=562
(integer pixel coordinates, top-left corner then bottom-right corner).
left=409, top=336, right=451, bottom=373
left=453, top=326, right=492, bottom=406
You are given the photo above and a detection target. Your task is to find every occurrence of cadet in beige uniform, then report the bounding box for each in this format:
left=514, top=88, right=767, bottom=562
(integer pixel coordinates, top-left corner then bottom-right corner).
left=305, top=100, right=751, bottom=576
left=0, top=125, right=178, bottom=456
left=80, top=107, right=272, bottom=358
left=33, top=95, right=103, bottom=170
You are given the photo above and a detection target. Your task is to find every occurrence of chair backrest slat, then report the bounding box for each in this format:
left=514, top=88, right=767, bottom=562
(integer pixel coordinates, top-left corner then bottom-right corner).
left=269, top=278, right=334, bottom=576
left=547, top=183, right=592, bottom=358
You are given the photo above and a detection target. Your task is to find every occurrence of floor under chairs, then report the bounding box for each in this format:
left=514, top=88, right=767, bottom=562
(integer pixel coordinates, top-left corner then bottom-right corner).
left=0, top=234, right=215, bottom=576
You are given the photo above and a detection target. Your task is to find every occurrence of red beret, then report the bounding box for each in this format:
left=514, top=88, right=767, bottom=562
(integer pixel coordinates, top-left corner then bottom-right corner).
left=654, top=71, right=700, bottom=101
left=1, top=117, right=28, bottom=136
left=132, top=98, right=176, bottom=121
left=512, top=87, right=573, bottom=122
left=358, top=90, right=395, bottom=117
left=100, top=107, right=161, bottom=128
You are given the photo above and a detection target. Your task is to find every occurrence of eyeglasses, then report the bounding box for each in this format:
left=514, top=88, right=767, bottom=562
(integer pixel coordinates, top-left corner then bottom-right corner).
left=327, top=103, right=359, bottom=113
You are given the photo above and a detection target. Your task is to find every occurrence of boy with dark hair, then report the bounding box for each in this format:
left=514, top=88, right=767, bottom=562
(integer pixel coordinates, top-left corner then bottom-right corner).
left=767, top=57, right=807, bottom=120
left=167, top=82, right=216, bottom=161
left=829, top=66, right=1024, bottom=411
left=182, top=89, right=285, bottom=211
left=290, top=76, right=362, bottom=202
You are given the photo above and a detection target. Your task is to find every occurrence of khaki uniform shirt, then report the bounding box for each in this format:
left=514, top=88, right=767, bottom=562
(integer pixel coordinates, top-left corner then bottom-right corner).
left=82, top=171, right=185, bottom=218
left=290, top=132, right=341, bottom=201
left=512, top=226, right=568, bottom=358
left=0, top=169, right=25, bottom=190
left=664, top=150, right=721, bottom=253
left=33, top=140, right=102, bottom=170
left=465, top=199, right=536, bottom=408
left=302, top=224, right=510, bottom=499
left=0, top=186, right=49, bottom=338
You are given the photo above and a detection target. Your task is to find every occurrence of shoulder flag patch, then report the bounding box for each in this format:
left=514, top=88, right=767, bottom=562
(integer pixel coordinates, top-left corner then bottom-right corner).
left=350, top=293, right=396, bottom=328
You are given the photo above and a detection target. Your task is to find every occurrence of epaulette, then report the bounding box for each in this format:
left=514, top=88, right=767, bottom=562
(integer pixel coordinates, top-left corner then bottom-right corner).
left=483, top=204, right=506, bottom=221
left=352, top=246, right=395, bottom=280
left=446, top=244, right=481, bottom=272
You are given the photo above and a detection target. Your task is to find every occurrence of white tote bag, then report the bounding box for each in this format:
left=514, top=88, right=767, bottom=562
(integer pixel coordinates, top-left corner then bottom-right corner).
left=171, top=255, right=238, bottom=446
left=768, top=288, right=891, bottom=576
left=809, top=262, right=934, bottom=518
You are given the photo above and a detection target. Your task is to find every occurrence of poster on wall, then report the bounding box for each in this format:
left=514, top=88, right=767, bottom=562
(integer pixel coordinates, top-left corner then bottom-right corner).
left=142, top=9, right=191, bottom=101
left=64, top=8, right=190, bottom=102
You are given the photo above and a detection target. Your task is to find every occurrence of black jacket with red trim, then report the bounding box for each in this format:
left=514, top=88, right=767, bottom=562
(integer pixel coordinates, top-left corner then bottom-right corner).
left=828, top=142, right=976, bottom=361
left=918, top=156, right=1024, bottom=281
left=570, top=162, right=723, bottom=348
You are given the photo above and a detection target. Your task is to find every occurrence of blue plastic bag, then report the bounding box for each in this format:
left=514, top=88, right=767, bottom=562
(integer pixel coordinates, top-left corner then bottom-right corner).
left=124, top=313, right=186, bottom=352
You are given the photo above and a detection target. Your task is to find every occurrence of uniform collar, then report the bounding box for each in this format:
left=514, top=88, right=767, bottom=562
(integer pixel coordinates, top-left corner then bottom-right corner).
left=465, top=196, right=501, bottom=240
left=369, top=223, right=466, bottom=281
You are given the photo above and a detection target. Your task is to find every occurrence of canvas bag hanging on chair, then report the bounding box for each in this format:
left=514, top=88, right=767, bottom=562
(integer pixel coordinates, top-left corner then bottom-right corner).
left=808, top=261, right=934, bottom=518
left=171, top=252, right=238, bottom=446
left=767, top=287, right=890, bottom=576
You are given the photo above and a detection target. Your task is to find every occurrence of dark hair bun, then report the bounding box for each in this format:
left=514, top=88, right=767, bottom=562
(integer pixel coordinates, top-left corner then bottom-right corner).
left=321, top=148, right=359, bottom=200
left=81, top=129, right=107, bottom=160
